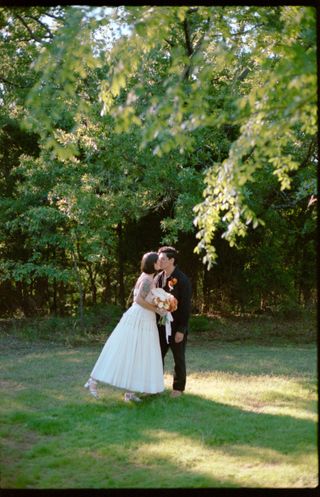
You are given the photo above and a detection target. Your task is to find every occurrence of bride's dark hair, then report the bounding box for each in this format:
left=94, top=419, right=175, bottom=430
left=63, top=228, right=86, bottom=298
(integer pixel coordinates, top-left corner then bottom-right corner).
left=141, top=252, right=159, bottom=274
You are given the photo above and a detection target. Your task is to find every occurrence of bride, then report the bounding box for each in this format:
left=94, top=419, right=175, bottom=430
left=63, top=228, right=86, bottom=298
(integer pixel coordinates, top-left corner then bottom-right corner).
left=84, top=252, right=165, bottom=402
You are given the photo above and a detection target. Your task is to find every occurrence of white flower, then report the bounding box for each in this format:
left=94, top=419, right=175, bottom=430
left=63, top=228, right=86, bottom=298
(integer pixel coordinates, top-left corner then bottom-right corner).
left=151, top=288, right=169, bottom=299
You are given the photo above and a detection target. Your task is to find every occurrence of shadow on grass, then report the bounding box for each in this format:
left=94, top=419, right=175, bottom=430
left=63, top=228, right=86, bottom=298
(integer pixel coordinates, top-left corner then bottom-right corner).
left=35, top=391, right=316, bottom=453
left=1, top=339, right=317, bottom=488
left=2, top=387, right=317, bottom=488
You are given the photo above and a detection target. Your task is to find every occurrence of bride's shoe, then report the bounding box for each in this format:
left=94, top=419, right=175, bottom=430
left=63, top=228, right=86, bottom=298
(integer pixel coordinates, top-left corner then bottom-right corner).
left=84, top=378, right=99, bottom=399
left=124, top=392, right=142, bottom=403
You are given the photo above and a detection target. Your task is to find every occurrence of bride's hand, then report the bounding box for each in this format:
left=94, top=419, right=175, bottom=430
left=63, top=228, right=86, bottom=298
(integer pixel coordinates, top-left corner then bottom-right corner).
left=156, top=307, right=167, bottom=317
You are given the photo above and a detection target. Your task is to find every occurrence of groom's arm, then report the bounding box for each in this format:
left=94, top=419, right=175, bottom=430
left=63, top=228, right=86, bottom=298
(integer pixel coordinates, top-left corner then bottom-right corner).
left=175, top=274, right=192, bottom=336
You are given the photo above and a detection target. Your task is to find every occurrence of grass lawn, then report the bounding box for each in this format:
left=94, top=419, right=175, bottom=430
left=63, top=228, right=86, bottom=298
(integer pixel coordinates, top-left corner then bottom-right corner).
left=0, top=320, right=318, bottom=489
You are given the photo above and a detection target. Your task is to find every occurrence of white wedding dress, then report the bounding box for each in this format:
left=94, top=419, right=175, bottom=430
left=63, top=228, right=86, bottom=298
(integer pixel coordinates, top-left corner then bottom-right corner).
left=89, top=285, right=164, bottom=394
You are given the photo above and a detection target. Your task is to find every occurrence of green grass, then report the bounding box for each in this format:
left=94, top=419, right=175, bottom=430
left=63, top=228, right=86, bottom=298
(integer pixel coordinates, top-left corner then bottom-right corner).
left=0, top=325, right=317, bottom=489
left=2, top=303, right=316, bottom=347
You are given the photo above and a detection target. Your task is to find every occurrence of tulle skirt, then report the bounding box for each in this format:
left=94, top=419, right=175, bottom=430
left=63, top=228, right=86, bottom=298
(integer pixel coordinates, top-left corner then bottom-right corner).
left=90, top=303, right=164, bottom=394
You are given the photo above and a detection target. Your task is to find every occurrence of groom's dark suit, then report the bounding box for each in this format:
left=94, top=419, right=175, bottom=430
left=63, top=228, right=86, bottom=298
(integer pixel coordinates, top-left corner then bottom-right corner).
left=156, top=266, right=192, bottom=392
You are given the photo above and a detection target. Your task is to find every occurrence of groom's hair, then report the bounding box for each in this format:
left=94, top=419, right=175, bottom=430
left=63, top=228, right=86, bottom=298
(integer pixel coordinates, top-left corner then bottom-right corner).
left=158, top=246, right=178, bottom=264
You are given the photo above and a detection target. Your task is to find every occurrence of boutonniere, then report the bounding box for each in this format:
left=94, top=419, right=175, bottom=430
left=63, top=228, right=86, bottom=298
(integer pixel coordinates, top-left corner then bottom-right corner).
left=168, top=278, right=178, bottom=291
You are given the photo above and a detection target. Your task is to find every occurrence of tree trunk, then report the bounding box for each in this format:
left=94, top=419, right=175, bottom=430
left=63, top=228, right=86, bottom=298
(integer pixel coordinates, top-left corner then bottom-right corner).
left=117, top=223, right=125, bottom=309
left=202, top=269, right=210, bottom=313
left=17, top=280, right=34, bottom=317
left=87, top=263, right=97, bottom=305
left=102, top=263, right=111, bottom=303
left=58, top=281, right=66, bottom=315
left=52, top=277, right=58, bottom=315
left=71, top=249, right=84, bottom=327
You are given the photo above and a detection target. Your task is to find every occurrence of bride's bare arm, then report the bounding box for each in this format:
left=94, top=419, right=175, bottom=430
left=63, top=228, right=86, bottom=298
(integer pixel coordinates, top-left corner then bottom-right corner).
left=134, top=279, right=157, bottom=312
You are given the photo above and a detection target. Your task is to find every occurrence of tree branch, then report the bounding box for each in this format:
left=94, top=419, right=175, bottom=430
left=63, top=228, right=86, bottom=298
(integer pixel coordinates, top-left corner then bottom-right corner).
left=15, top=14, right=44, bottom=43
left=182, top=17, right=194, bottom=81
left=164, top=38, right=175, bottom=48
left=300, top=136, right=317, bottom=169
left=183, top=17, right=193, bottom=57
left=230, top=23, right=264, bottom=39
left=181, top=14, right=212, bottom=82
left=25, top=14, right=54, bottom=38
left=42, top=12, right=64, bottom=21
left=237, top=67, right=250, bottom=82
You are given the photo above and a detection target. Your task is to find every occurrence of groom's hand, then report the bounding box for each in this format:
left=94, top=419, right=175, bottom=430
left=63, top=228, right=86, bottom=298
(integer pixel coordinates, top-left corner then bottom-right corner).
left=175, top=332, right=184, bottom=343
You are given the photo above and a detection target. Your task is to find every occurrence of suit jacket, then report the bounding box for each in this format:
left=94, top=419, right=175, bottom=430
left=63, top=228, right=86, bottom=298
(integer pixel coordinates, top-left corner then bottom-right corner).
left=155, top=266, right=192, bottom=335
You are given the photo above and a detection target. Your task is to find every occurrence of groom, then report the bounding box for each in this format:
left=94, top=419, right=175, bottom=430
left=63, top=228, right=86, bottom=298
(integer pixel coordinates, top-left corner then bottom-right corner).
left=156, top=246, right=192, bottom=398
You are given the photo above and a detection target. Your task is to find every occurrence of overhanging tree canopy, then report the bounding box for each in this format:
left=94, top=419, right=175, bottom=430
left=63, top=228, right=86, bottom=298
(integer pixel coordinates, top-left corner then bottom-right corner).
left=0, top=5, right=316, bottom=316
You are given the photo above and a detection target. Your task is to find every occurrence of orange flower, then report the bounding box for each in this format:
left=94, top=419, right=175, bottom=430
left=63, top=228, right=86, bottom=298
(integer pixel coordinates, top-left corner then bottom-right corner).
left=167, top=295, right=178, bottom=312
left=151, top=288, right=178, bottom=312
left=168, top=278, right=177, bottom=291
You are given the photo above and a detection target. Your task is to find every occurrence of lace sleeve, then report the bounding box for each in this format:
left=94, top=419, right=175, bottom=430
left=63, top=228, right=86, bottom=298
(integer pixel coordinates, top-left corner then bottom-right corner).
left=136, top=278, right=152, bottom=300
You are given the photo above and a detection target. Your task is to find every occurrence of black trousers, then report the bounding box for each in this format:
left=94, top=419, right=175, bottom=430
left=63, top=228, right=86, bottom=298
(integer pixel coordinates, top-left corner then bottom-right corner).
left=158, top=326, right=187, bottom=392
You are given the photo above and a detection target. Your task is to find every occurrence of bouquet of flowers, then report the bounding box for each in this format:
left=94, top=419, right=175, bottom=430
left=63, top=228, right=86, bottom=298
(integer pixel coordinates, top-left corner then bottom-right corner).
left=151, top=287, right=178, bottom=324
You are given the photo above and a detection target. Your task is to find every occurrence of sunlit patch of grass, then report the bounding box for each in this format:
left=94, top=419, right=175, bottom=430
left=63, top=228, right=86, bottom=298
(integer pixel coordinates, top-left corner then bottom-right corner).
left=184, top=373, right=317, bottom=421
left=133, top=430, right=318, bottom=488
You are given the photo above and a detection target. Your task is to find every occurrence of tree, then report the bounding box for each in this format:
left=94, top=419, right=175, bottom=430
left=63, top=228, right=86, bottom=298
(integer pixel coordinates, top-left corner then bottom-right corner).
left=95, top=6, right=317, bottom=266
left=0, top=5, right=316, bottom=317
